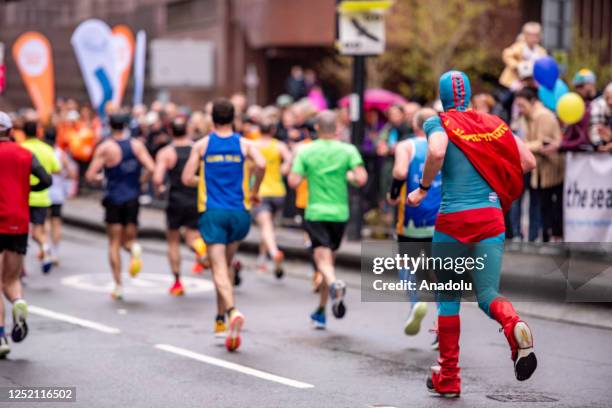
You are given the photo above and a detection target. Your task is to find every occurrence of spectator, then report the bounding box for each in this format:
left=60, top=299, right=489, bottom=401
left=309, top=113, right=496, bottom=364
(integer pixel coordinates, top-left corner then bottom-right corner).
left=499, top=22, right=547, bottom=90
left=402, top=102, right=421, bottom=129
left=286, top=66, right=307, bottom=101
left=377, top=105, right=413, bottom=213
left=589, top=82, right=612, bottom=152
left=515, top=87, right=565, bottom=242
left=544, top=69, right=597, bottom=153
left=472, top=93, right=496, bottom=113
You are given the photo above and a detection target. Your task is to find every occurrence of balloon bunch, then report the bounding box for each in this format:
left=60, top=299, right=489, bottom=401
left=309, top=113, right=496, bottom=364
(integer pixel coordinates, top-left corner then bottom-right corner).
left=533, top=56, right=585, bottom=125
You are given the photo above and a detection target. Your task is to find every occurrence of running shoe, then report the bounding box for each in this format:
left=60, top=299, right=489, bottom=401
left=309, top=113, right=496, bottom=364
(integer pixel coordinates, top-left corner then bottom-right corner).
left=310, top=308, right=326, bottom=330
left=273, top=251, right=284, bottom=279
left=111, top=285, right=124, bottom=301
left=426, top=374, right=460, bottom=398
left=192, top=262, right=204, bottom=275
left=129, top=243, right=143, bottom=278
left=11, top=299, right=28, bottom=343
left=0, top=336, right=9, bottom=359
left=41, top=249, right=53, bottom=274
left=330, top=280, right=347, bottom=319
left=513, top=322, right=537, bottom=381
left=225, top=309, right=244, bottom=352
left=404, top=302, right=427, bottom=336
left=232, top=260, right=242, bottom=287
left=169, top=280, right=185, bottom=296
left=214, top=319, right=227, bottom=338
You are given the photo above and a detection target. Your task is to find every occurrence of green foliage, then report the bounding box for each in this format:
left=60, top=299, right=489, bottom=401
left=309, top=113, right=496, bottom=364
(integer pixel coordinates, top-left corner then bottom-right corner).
left=380, top=0, right=517, bottom=101
left=560, top=29, right=612, bottom=90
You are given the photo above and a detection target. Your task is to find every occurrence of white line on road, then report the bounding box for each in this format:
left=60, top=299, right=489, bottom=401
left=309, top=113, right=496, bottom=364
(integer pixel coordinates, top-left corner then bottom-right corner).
left=155, top=344, right=314, bottom=389
left=29, top=305, right=121, bottom=334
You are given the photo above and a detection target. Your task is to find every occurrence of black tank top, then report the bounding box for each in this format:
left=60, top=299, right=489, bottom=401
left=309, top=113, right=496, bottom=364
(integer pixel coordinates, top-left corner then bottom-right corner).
left=168, top=144, right=198, bottom=207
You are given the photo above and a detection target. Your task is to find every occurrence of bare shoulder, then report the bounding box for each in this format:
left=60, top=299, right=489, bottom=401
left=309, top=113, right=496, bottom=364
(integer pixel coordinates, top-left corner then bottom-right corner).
left=193, top=135, right=210, bottom=156
left=129, top=137, right=146, bottom=151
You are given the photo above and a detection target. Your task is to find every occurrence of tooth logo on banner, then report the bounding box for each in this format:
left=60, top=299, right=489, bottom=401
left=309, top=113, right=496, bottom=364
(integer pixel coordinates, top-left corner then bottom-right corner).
left=71, top=19, right=117, bottom=116
left=12, top=32, right=55, bottom=122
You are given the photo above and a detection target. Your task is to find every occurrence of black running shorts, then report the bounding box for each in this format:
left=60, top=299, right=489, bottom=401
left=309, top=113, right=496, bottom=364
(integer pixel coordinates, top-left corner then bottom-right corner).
left=303, top=221, right=347, bottom=251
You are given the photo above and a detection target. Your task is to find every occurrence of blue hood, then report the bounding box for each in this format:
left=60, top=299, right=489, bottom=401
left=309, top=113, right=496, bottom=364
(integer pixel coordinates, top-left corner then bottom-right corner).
left=439, top=70, right=471, bottom=112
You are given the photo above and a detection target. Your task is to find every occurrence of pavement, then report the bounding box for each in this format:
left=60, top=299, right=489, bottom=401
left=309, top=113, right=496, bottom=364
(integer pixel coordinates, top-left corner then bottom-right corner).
left=1, top=225, right=611, bottom=407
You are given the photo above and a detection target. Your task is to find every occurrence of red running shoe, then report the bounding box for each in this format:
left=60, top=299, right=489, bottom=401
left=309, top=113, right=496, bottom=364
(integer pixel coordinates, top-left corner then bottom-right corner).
left=169, top=280, right=185, bottom=296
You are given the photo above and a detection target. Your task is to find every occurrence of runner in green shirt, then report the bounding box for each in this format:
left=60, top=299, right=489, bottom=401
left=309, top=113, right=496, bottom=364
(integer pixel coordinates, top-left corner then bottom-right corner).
left=289, top=110, right=367, bottom=329
left=21, top=120, right=61, bottom=274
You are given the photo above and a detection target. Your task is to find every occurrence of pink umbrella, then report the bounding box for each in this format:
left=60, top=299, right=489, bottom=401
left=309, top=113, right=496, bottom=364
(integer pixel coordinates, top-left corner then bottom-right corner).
left=338, top=88, right=408, bottom=111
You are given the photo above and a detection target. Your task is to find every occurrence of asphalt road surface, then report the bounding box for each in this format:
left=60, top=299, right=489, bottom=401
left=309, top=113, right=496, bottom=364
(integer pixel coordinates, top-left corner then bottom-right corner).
left=1, top=226, right=611, bottom=408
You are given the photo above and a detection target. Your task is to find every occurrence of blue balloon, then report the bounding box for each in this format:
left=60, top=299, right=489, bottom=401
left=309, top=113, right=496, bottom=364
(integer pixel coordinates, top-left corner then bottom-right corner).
left=538, top=79, right=569, bottom=110
left=534, top=57, right=559, bottom=90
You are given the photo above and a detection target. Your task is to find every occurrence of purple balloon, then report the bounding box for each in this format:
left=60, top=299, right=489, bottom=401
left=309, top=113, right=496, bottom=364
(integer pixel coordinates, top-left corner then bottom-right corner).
left=534, top=57, right=559, bottom=90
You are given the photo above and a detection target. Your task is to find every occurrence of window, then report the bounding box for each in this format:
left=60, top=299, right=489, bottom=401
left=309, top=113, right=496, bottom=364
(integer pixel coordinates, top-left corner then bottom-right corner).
left=541, top=0, right=573, bottom=51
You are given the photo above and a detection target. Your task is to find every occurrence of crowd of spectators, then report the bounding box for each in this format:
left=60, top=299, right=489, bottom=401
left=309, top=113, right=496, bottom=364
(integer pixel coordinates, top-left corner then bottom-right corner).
left=4, top=24, right=611, bottom=242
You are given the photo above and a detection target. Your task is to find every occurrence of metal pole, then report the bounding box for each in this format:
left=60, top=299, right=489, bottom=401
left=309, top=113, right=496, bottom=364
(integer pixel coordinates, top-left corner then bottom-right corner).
left=346, top=55, right=366, bottom=240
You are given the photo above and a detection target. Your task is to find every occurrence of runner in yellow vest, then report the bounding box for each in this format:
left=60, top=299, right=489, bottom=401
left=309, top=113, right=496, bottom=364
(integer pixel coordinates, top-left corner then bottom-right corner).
left=252, top=121, right=292, bottom=278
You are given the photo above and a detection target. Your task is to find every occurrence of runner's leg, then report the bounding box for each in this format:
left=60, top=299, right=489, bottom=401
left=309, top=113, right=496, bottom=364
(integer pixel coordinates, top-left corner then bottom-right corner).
left=107, top=224, right=123, bottom=298
left=167, top=229, right=184, bottom=296
left=2, top=250, right=28, bottom=343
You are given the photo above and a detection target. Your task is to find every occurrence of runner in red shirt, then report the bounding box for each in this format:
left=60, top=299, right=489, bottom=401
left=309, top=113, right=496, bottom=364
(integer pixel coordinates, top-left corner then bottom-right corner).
left=0, top=112, right=52, bottom=358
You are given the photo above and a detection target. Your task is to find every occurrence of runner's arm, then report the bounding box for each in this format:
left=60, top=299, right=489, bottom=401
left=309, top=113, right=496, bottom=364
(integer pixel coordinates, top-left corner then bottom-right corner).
left=30, top=155, right=52, bottom=192
left=61, top=150, right=78, bottom=180
left=407, top=117, right=447, bottom=207
left=152, top=147, right=170, bottom=194
left=182, top=138, right=206, bottom=187
left=279, top=141, right=293, bottom=176
left=85, top=144, right=107, bottom=185
left=346, top=144, right=367, bottom=187
left=514, top=135, right=537, bottom=173
left=244, top=139, right=266, bottom=195
left=132, top=139, right=156, bottom=174
left=387, top=140, right=412, bottom=205
left=346, top=165, right=367, bottom=187
left=288, top=148, right=304, bottom=189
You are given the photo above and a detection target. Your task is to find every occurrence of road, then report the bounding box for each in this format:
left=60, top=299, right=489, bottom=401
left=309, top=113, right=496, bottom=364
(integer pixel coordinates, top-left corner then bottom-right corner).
left=1, top=226, right=611, bottom=408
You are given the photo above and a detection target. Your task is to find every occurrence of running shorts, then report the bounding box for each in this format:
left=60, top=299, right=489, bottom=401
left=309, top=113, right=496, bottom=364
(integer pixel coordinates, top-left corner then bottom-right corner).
left=251, top=196, right=285, bottom=218
left=166, top=202, right=199, bottom=230
left=29, top=206, right=48, bottom=226
left=0, top=233, right=28, bottom=255
left=199, top=209, right=251, bottom=244
left=303, top=220, right=347, bottom=251
left=103, top=198, right=140, bottom=226
left=49, top=204, right=62, bottom=218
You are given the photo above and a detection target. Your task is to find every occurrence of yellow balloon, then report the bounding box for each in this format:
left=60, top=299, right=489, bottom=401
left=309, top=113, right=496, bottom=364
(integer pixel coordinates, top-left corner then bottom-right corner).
left=556, top=92, right=585, bottom=125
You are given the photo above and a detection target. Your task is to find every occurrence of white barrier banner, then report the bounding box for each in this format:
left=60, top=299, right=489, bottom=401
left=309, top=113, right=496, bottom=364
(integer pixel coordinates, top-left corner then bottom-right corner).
left=71, top=19, right=116, bottom=115
left=564, top=152, right=612, bottom=242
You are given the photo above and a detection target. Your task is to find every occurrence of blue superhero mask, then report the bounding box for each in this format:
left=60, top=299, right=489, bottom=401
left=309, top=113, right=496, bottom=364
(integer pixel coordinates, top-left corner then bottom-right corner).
left=439, top=70, right=472, bottom=112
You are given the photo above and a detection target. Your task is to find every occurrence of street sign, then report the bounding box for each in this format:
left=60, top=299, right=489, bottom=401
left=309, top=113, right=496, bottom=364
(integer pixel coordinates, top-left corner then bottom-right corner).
left=337, top=0, right=393, bottom=56
left=339, top=11, right=385, bottom=55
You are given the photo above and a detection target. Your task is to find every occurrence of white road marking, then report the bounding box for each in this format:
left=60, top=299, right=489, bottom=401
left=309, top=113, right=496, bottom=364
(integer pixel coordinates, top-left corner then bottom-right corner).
left=29, top=305, right=121, bottom=334
left=61, top=273, right=215, bottom=295
left=155, top=344, right=314, bottom=389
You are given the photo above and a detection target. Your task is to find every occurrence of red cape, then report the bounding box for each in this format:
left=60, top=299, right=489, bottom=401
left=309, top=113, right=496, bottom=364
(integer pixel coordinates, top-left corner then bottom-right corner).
left=439, top=110, right=523, bottom=213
